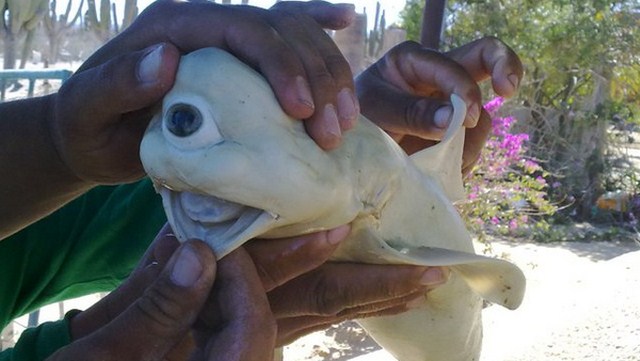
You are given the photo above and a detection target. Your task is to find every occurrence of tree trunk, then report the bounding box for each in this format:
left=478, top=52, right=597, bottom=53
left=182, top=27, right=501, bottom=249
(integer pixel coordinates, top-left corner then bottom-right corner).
left=19, top=29, right=35, bottom=69
left=3, top=32, right=17, bottom=69
left=420, top=0, right=446, bottom=50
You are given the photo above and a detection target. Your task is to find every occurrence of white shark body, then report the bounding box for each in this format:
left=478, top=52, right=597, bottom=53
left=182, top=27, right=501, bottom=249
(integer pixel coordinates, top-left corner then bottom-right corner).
left=140, top=48, right=525, bottom=361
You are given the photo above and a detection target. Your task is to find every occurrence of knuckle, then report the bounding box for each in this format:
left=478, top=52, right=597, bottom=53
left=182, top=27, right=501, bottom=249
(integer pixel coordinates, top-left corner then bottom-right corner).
left=136, top=283, right=189, bottom=335
left=404, top=100, right=439, bottom=137
left=254, top=260, right=282, bottom=291
left=394, top=40, right=422, bottom=53
left=309, top=272, right=345, bottom=315
left=307, top=67, right=336, bottom=89
left=324, top=53, right=352, bottom=80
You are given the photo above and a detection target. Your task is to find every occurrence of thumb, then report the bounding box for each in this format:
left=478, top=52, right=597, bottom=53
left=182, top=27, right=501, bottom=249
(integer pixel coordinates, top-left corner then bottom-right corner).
left=60, top=42, right=180, bottom=124
left=50, top=240, right=216, bottom=361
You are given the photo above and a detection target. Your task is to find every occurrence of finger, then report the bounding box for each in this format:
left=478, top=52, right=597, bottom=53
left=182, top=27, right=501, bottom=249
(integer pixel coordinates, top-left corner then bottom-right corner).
left=55, top=43, right=180, bottom=182
left=462, top=109, right=493, bottom=177
left=357, top=41, right=482, bottom=137
left=52, top=240, right=216, bottom=361
left=245, top=225, right=351, bottom=291
left=86, top=1, right=316, bottom=121
left=268, top=264, right=448, bottom=317
left=445, top=36, right=524, bottom=98
left=358, top=70, right=454, bottom=141
left=270, top=1, right=356, bottom=30
left=266, top=6, right=358, bottom=149
left=397, top=109, right=491, bottom=175
left=195, top=248, right=276, bottom=361
left=275, top=297, right=420, bottom=346
left=68, top=225, right=180, bottom=340
left=65, top=43, right=179, bottom=117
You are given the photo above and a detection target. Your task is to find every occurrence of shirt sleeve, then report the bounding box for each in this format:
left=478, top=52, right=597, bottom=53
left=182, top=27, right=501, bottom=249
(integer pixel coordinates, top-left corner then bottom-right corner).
left=0, top=179, right=166, bottom=330
left=0, top=311, right=77, bottom=361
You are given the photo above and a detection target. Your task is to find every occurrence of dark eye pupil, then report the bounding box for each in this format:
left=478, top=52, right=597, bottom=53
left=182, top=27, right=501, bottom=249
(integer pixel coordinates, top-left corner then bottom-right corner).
left=166, top=104, right=202, bottom=137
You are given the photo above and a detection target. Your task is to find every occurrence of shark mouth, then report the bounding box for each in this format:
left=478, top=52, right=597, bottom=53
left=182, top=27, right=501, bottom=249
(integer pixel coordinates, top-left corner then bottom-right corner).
left=158, top=187, right=280, bottom=258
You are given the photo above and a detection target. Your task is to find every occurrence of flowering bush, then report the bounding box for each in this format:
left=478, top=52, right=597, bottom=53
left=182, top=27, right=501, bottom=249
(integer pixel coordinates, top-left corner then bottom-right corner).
left=458, top=97, right=557, bottom=241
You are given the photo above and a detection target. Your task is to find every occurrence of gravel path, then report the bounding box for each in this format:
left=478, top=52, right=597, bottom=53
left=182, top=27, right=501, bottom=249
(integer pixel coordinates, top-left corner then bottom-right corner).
left=284, top=239, right=640, bottom=361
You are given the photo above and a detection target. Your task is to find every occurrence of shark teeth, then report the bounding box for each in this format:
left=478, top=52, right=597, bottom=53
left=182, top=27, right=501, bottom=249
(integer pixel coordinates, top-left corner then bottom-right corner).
left=158, top=187, right=280, bottom=258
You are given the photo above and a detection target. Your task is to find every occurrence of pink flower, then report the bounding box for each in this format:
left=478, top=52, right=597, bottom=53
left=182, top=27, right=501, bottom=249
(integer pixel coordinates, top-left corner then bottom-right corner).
left=484, top=97, right=504, bottom=115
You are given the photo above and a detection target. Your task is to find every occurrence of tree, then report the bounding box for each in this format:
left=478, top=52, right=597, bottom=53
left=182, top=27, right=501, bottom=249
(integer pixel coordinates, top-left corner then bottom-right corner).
left=420, top=0, right=446, bottom=49
left=401, top=0, right=640, bottom=220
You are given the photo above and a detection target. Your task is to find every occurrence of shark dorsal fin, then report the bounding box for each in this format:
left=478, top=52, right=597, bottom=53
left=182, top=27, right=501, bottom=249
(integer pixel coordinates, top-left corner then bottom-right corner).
left=409, top=94, right=467, bottom=201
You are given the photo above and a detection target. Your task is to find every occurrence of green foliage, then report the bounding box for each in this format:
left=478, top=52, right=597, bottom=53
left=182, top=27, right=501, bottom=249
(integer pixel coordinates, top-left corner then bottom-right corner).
left=399, top=0, right=424, bottom=42
left=401, top=0, right=640, bottom=230
left=400, top=0, right=639, bottom=110
left=458, top=97, right=557, bottom=242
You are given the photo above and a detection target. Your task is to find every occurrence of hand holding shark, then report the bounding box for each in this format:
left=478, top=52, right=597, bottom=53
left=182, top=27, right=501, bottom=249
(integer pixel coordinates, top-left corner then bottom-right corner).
left=140, top=48, right=526, bottom=361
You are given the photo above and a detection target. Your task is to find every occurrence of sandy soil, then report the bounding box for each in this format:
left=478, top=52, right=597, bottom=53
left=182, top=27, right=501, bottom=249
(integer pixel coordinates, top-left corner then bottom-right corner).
left=283, top=238, right=640, bottom=361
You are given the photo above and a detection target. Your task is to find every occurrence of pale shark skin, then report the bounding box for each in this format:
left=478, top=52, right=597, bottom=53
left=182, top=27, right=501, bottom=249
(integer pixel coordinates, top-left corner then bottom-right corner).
left=140, top=48, right=526, bottom=361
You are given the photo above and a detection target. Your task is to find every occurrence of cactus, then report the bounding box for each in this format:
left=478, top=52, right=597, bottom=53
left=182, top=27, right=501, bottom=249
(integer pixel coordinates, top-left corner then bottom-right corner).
left=86, top=0, right=111, bottom=41
left=87, top=0, right=138, bottom=41
left=122, top=0, right=138, bottom=30
left=43, top=0, right=85, bottom=65
left=0, top=0, right=48, bottom=70
left=366, top=2, right=386, bottom=60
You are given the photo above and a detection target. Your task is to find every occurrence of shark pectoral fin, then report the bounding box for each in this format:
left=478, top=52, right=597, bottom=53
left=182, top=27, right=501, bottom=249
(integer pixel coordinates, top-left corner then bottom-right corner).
left=387, top=245, right=526, bottom=310
left=452, top=259, right=526, bottom=310
left=409, top=94, right=467, bottom=202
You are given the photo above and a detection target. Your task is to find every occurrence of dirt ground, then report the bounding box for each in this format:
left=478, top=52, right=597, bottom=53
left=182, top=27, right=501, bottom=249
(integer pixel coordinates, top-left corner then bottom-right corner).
left=282, top=238, right=640, bottom=361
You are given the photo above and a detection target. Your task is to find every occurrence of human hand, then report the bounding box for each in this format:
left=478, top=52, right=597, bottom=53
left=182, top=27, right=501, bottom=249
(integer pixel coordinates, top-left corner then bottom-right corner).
left=244, top=226, right=448, bottom=346
left=49, top=0, right=358, bottom=185
left=356, top=37, right=523, bottom=176
left=61, top=224, right=446, bottom=358
left=48, top=225, right=274, bottom=361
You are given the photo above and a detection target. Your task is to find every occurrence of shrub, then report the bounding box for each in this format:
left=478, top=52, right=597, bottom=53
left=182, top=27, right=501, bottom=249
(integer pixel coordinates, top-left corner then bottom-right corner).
left=458, top=97, right=557, bottom=243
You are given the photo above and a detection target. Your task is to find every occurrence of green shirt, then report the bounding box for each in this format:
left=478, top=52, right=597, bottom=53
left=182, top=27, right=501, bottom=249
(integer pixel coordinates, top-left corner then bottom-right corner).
left=0, top=179, right=165, bottom=360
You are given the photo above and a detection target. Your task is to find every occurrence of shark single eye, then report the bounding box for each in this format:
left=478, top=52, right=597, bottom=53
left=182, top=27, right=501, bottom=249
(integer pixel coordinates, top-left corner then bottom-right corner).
left=166, top=104, right=202, bottom=137
left=162, top=98, right=223, bottom=150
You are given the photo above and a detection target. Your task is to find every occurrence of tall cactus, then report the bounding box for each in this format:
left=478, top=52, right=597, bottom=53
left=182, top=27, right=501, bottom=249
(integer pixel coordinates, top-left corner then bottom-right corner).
left=44, top=0, right=85, bottom=66
left=366, top=2, right=386, bottom=60
left=0, top=0, right=48, bottom=70
left=121, top=0, right=138, bottom=30
left=87, top=0, right=138, bottom=41
left=86, top=0, right=111, bottom=41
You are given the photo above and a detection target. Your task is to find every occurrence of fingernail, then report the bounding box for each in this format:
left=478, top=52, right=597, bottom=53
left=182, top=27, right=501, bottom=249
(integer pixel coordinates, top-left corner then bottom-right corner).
left=171, top=244, right=203, bottom=287
left=138, top=44, right=164, bottom=84
left=508, top=74, right=520, bottom=90
left=337, top=88, right=359, bottom=130
left=321, top=104, right=342, bottom=142
left=327, top=224, right=351, bottom=245
left=467, top=104, right=481, bottom=125
left=407, top=295, right=425, bottom=309
left=420, top=268, right=445, bottom=286
left=434, top=105, right=452, bottom=129
left=296, top=76, right=315, bottom=110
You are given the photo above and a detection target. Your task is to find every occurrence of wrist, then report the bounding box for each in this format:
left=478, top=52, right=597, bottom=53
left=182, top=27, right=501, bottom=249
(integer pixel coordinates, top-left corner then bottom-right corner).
left=44, top=93, right=96, bottom=187
left=0, top=95, right=94, bottom=238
